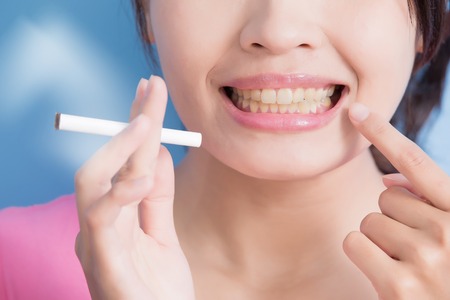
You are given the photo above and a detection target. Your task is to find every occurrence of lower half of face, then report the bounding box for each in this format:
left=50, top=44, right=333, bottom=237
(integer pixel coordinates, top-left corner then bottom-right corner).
left=151, top=0, right=418, bottom=180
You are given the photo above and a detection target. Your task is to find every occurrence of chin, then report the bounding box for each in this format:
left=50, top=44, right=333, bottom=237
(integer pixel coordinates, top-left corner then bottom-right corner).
left=209, top=140, right=368, bottom=182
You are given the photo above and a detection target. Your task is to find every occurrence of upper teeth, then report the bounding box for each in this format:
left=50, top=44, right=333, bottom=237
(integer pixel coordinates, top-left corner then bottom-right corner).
left=232, top=86, right=335, bottom=105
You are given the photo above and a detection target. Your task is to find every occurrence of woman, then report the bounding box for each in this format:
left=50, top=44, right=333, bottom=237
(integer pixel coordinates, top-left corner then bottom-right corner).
left=1, top=0, right=450, bottom=299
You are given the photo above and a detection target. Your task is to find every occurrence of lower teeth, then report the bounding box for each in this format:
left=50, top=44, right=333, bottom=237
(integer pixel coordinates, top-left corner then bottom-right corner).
left=235, top=98, right=332, bottom=114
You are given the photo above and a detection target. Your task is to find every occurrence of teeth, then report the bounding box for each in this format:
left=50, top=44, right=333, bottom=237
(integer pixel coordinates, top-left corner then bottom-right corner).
left=260, top=103, right=269, bottom=113
left=314, top=88, right=326, bottom=102
left=304, top=88, right=315, bottom=102
left=327, top=86, right=335, bottom=97
left=298, top=101, right=310, bottom=114
left=270, top=104, right=278, bottom=113
left=235, top=99, right=333, bottom=114
left=310, top=102, right=317, bottom=114
left=277, top=89, right=293, bottom=104
left=279, top=104, right=289, bottom=114
left=250, top=100, right=259, bottom=113
left=261, top=89, right=277, bottom=104
left=230, top=85, right=338, bottom=114
left=242, top=99, right=250, bottom=109
left=243, top=89, right=251, bottom=100
left=288, top=103, right=298, bottom=113
left=293, top=88, right=305, bottom=103
left=251, top=89, right=261, bottom=101
left=321, top=97, right=332, bottom=107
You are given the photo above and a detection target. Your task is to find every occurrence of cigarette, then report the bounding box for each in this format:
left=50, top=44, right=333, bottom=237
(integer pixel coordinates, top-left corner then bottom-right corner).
left=54, top=113, right=202, bottom=148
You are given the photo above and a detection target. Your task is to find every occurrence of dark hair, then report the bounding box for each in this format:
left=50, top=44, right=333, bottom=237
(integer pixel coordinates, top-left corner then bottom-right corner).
left=131, top=0, right=450, bottom=173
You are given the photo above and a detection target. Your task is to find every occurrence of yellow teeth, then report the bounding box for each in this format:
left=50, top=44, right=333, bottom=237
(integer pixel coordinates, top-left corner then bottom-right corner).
left=231, top=86, right=336, bottom=114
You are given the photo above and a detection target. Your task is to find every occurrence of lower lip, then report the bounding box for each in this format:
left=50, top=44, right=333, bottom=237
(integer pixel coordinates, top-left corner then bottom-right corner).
left=221, top=89, right=347, bottom=132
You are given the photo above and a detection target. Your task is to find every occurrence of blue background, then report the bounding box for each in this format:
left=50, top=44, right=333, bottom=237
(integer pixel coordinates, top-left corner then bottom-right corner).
left=0, top=0, right=185, bottom=208
left=0, top=1, right=449, bottom=209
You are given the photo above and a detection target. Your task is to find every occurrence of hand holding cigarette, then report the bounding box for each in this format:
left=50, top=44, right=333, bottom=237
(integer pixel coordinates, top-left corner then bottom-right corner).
left=74, top=76, right=196, bottom=299
left=55, top=113, right=202, bottom=148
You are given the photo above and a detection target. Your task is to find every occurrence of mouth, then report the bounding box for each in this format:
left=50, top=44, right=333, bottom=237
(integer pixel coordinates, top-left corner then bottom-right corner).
left=222, top=85, right=344, bottom=114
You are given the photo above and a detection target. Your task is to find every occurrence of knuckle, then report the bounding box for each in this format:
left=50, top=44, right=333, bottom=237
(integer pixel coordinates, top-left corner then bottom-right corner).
left=109, top=181, right=126, bottom=200
left=112, top=163, right=134, bottom=184
left=368, top=119, right=390, bottom=136
left=111, top=161, right=137, bottom=184
left=74, top=167, right=89, bottom=188
left=410, top=243, right=436, bottom=264
left=84, top=205, right=103, bottom=229
left=398, top=144, right=427, bottom=170
left=428, top=219, right=450, bottom=248
left=424, top=248, right=445, bottom=270
left=75, top=166, right=109, bottom=192
left=389, top=274, right=419, bottom=299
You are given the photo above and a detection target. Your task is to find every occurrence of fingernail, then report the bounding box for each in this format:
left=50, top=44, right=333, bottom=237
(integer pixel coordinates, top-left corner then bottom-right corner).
left=136, top=78, right=148, bottom=96
left=349, top=103, right=370, bottom=123
left=144, top=75, right=154, bottom=95
left=138, top=77, right=148, bottom=87
left=382, top=173, right=407, bottom=182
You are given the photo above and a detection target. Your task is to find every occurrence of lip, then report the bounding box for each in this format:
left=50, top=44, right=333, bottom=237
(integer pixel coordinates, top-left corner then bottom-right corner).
left=220, top=73, right=348, bottom=132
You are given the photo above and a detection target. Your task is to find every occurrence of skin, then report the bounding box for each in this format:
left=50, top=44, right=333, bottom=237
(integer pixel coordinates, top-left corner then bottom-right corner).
left=74, top=0, right=450, bottom=299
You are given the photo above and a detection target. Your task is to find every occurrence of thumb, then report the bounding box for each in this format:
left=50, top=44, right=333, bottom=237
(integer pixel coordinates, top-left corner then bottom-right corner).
left=382, top=173, right=414, bottom=191
left=382, top=173, right=426, bottom=201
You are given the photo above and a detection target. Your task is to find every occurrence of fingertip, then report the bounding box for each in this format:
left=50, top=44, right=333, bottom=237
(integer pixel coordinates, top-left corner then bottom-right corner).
left=342, top=231, right=361, bottom=255
left=136, top=78, right=149, bottom=97
left=130, top=78, right=150, bottom=119
left=381, top=173, right=407, bottom=188
left=349, top=103, right=370, bottom=123
left=143, top=74, right=167, bottom=98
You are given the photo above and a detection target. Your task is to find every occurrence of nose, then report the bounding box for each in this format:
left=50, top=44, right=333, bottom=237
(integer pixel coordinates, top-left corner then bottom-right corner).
left=240, top=1, right=325, bottom=55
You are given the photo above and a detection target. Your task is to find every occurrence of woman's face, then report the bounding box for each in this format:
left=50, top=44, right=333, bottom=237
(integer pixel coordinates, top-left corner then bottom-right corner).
left=148, top=0, right=419, bottom=180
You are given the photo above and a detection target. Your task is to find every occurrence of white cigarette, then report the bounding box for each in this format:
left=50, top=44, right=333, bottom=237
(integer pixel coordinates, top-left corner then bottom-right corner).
left=55, top=113, right=202, bottom=148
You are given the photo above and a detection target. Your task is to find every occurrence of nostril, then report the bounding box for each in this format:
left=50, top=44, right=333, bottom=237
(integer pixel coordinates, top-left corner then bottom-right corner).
left=251, top=43, right=264, bottom=48
left=298, top=43, right=312, bottom=48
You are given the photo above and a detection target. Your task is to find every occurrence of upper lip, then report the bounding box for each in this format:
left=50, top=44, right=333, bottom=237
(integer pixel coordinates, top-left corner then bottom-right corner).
left=222, top=73, right=346, bottom=90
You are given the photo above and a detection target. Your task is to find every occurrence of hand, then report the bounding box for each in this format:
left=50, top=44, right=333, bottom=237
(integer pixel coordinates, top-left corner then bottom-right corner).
left=74, top=76, right=195, bottom=300
left=343, top=103, right=450, bottom=300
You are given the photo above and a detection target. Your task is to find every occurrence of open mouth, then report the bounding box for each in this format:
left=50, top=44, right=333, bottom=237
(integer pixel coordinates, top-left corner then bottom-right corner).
left=223, top=85, right=344, bottom=114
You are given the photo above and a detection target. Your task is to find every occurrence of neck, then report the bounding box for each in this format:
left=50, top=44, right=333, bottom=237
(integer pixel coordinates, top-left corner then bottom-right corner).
left=174, top=148, right=383, bottom=295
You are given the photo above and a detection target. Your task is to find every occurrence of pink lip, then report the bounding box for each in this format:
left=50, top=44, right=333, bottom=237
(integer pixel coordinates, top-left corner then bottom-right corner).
left=220, top=73, right=348, bottom=132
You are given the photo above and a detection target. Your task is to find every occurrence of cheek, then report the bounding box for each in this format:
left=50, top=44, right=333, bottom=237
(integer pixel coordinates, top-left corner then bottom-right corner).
left=150, top=1, right=234, bottom=81
left=333, top=1, right=417, bottom=117
left=150, top=1, right=235, bottom=129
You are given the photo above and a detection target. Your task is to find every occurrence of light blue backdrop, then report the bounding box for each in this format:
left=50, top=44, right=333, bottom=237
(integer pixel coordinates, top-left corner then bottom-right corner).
left=0, top=0, right=185, bottom=208
left=0, top=1, right=449, bottom=209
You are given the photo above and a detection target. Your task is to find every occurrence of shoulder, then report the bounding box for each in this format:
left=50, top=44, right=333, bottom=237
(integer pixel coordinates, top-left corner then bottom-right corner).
left=0, top=194, right=78, bottom=229
left=0, top=195, right=90, bottom=300
left=0, top=195, right=80, bottom=251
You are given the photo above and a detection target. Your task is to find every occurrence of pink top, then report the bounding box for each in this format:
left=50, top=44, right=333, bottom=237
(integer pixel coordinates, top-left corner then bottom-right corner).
left=0, top=195, right=90, bottom=299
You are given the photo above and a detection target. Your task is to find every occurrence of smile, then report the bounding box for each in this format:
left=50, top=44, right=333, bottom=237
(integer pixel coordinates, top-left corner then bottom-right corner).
left=224, top=85, right=344, bottom=114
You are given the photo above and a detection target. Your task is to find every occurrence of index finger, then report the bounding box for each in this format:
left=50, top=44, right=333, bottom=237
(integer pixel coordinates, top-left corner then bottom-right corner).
left=349, top=102, right=450, bottom=210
